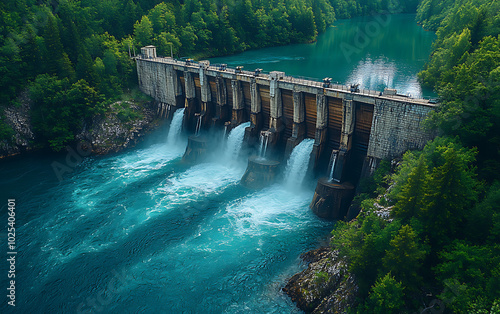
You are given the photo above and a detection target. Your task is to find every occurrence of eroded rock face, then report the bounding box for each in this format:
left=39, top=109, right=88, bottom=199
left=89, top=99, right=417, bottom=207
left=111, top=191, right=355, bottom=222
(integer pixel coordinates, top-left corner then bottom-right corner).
left=283, top=248, right=358, bottom=313
left=0, top=98, right=161, bottom=159
left=77, top=101, right=160, bottom=155
left=0, top=92, right=35, bottom=158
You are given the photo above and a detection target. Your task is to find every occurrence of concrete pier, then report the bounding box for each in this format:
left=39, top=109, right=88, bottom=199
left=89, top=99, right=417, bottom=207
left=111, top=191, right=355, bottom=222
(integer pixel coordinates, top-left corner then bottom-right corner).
left=213, top=75, right=229, bottom=126
left=310, top=178, right=355, bottom=220
left=285, top=90, right=306, bottom=156
left=245, top=78, right=263, bottom=142
left=183, top=71, right=197, bottom=133
left=311, top=92, right=328, bottom=171
left=268, top=71, right=285, bottom=145
left=231, top=79, right=245, bottom=126
left=182, top=135, right=208, bottom=164
left=240, top=156, right=281, bottom=189
left=198, top=60, right=213, bottom=129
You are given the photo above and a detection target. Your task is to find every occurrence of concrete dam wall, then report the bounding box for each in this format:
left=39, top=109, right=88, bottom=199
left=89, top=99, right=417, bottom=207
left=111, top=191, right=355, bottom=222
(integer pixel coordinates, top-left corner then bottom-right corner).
left=135, top=46, right=436, bottom=219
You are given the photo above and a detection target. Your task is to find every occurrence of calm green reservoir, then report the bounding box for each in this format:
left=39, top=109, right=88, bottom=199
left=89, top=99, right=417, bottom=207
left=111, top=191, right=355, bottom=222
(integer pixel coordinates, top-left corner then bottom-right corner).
left=0, top=14, right=434, bottom=313
left=210, top=14, right=436, bottom=98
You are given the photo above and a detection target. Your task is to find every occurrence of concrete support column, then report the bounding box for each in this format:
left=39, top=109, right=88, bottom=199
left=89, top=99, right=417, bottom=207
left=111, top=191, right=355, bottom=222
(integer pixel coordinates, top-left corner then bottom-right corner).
left=164, top=65, right=183, bottom=119
left=285, top=90, right=306, bottom=156
left=312, top=91, right=328, bottom=171
left=198, top=61, right=213, bottom=129
left=340, top=98, right=355, bottom=150
left=199, top=61, right=211, bottom=104
left=157, top=102, right=163, bottom=117
left=183, top=71, right=197, bottom=133
left=269, top=72, right=283, bottom=132
left=163, top=103, right=170, bottom=118
left=333, top=97, right=356, bottom=182
left=245, top=78, right=262, bottom=142
left=231, top=79, right=244, bottom=126
left=265, top=71, right=285, bottom=150
left=213, top=76, right=229, bottom=126
left=165, top=64, right=181, bottom=106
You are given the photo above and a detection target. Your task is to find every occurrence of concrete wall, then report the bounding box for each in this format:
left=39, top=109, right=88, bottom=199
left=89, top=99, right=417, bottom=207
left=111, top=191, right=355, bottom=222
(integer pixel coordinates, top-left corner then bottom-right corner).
left=136, top=56, right=436, bottom=165
left=367, top=99, right=435, bottom=160
left=136, top=59, right=181, bottom=107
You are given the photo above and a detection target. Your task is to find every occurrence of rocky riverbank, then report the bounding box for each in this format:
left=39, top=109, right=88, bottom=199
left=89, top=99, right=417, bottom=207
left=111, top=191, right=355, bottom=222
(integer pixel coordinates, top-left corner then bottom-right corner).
left=0, top=95, right=162, bottom=159
left=75, top=100, right=161, bottom=155
left=0, top=92, right=35, bottom=158
left=283, top=247, right=359, bottom=313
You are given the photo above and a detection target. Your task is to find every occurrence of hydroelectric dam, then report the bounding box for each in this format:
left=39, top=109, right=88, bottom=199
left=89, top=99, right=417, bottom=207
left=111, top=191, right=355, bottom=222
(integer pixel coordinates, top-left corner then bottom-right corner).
left=135, top=46, right=436, bottom=220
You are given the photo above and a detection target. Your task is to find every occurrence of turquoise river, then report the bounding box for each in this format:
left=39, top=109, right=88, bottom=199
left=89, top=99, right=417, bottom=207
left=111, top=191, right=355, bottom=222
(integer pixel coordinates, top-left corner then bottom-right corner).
left=0, top=14, right=434, bottom=313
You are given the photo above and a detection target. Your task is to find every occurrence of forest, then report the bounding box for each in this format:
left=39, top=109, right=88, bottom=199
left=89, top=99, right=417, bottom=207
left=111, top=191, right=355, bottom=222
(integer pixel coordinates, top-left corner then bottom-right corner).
left=1, top=0, right=499, bottom=312
left=331, top=0, right=500, bottom=312
left=0, top=0, right=416, bottom=150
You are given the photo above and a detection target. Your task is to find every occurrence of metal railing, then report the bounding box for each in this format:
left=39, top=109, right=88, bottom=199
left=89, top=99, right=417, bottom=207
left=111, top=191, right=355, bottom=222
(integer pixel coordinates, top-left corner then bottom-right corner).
left=136, top=55, right=436, bottom=105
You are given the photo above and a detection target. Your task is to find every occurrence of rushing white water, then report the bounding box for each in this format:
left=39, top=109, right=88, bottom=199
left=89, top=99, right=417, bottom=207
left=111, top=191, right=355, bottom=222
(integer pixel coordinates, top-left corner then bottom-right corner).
left=224, top=122, right=251, bottom=162
left=195, top=114, right=202, bottom=136
left=284, top=138, right=315, bottom=187
left=5, top=119, right=332, bottom=313
left=328, top=150, right=338, bottom=182
left=167, top=108, right=185, bottom=145
left=222, top=124, right=228, bottom=141
left=258, top=134, right=265, bottom=157
left=258, top=132, right=270, bottom=159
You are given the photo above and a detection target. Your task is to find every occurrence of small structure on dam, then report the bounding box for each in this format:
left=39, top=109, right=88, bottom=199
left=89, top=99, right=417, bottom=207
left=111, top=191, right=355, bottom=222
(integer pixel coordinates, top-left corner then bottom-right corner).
left=135, top=45, right=437, bottom=220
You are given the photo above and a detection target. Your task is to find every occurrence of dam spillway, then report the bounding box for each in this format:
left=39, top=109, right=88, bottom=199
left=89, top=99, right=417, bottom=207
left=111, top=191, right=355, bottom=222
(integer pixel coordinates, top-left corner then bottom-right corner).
left=136, top=46, right=435, bottom=173
left=136, top=45, right=436, bottom=219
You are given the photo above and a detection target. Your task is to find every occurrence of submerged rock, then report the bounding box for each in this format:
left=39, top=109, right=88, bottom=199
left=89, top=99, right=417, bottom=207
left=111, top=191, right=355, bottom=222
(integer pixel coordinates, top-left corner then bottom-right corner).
left=283, top=248, right=358, bottom=313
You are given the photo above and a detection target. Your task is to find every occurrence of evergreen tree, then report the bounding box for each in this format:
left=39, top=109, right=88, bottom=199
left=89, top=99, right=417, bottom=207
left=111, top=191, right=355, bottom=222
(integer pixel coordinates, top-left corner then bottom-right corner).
left=392, top=155, right=429, bottom=222
left=366, top=273, right=405, bottom=314
left=421, top=146, right=478, bottom=249
left=134, top=16, right=154, bottom=48
left=122, top=0, right=140, bottom=36
left=76, top=48, right=93, bottom=82
left=20, top=26, right=41, bottom=80
left=43, top=13, right=65, bottom=75
left=382, top=225, right=427, bottom=288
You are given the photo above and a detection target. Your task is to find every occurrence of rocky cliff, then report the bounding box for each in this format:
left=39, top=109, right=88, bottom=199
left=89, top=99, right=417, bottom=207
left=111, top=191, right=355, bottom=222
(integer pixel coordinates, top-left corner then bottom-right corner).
left=283, top=247, right=358, bottom=313
left=0, top=95, right=162, bottom=159
left=75, top=100, right=161, bottom=155
left=0, top=92, right=35, bottom=158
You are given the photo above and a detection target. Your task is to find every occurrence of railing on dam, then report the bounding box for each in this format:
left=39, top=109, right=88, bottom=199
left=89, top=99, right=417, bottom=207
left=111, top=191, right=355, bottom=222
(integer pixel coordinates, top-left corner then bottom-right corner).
left=135, top=55, right=437, bottom=106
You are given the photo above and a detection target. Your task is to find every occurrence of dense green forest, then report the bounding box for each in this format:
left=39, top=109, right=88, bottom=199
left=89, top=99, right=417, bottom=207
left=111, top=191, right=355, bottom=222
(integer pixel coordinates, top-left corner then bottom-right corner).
left=0, top=0, right=418, bottom=150
left=328, top=0, right=500, bottom=312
